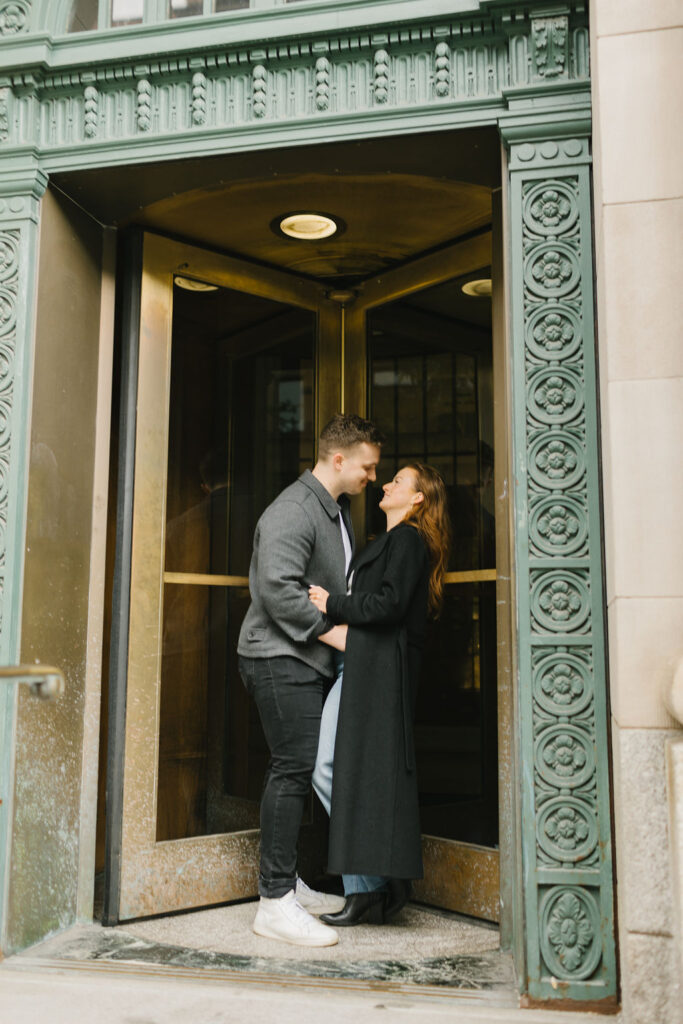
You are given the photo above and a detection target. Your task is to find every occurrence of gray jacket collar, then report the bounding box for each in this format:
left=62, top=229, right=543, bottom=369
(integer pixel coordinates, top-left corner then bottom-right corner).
left=299, top=469, right=343, bottom=521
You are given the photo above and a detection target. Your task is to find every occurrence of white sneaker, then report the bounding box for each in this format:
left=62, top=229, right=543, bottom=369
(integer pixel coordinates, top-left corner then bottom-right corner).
left=295, top=877, right=346, bottom=916
left=252, top=890, right=339, bottom=946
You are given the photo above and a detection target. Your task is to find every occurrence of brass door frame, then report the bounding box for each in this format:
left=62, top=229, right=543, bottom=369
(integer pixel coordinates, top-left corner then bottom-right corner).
left=107, top=231, right=341, bottom=922
left=107, top=226, right=512, bottom=926
left=340, top=227, right=508, bottom=922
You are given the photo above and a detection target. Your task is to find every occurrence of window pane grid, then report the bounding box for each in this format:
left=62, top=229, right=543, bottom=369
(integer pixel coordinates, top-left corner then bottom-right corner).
left=68, top=0, right=362, bottom=32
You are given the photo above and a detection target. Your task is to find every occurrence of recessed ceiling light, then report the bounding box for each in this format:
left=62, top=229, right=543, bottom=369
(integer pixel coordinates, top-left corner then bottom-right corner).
left=174, top=276, right=219, bottom=292
left=276, top=212, right=341, bottom=241
left=462, top=278, right=492, bottom=298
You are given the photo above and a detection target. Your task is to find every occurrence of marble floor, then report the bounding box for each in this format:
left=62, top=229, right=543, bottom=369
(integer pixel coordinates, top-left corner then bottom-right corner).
left=17, top=900, right=516, bottom=1001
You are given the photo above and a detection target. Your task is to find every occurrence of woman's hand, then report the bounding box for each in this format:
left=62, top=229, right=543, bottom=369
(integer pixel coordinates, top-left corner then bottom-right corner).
left=319, top=624, right=347, bottom=651
left=308, top=585, right=329, bottom=613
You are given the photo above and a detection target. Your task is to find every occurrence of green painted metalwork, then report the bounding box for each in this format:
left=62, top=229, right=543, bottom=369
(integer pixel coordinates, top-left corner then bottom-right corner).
left=501, top=124, right=616, bottom=1003
left=0, top=0, right=617, bottom=1004
left=0, top=172, right=46, bottom=957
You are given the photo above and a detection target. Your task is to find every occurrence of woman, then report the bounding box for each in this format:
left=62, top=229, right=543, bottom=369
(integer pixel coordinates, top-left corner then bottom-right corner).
left=309, top=463, right=450, bottom=926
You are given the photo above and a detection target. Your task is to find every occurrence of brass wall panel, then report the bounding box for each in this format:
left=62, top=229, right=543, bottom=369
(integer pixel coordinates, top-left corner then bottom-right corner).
left=9, top=189, right=105, bottom=950
left=412, top=836, right=500, bottom=923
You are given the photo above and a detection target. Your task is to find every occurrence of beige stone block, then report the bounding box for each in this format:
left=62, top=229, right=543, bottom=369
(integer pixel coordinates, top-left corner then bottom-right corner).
left=609, top=597, right=683, bottom=728
left=612, top=726, right=677, bottom=936
left=599, top=198, right=683, bottom=382
left=667, top=737, right=683, bottom=992
left=594, top=0, right=683, bottom=37
left=594, top=30, right=683, bottom=204
left=621, top=931, right=681, bottom=1024
left=604, top=378, right=683, bottom=598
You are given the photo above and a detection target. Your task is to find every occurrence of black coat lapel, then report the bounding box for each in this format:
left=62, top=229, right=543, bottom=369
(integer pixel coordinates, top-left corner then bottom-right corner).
left=350, top=529, right=391, bottom=574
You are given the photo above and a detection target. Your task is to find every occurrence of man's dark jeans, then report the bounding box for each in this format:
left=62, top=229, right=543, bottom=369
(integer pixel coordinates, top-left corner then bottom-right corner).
left=238, top=654, right=326, bottom=899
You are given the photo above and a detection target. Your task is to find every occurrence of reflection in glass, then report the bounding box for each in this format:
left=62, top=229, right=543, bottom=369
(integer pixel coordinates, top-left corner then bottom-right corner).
left=68, top=0, right=98, bottom=31
left=367, top=280, right=498, bottom=846
left=111, top=0, right=143, bottom=27
left=158, top=281, right=315, bottom=841
left=215, top=0, right=250, bottom=10
left=169, top=0, right=203, bottom=17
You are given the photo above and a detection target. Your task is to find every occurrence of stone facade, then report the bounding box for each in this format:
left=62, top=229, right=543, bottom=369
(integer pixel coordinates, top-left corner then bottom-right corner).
left=590, top=1, right=683, bottom=1019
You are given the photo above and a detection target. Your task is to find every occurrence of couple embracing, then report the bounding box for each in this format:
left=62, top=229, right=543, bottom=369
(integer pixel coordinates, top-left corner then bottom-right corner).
left=237, top=414, right=450, bottom=947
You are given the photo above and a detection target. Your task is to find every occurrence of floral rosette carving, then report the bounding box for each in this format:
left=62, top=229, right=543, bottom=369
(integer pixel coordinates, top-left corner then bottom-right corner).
left=0, top=285, right=16, bottom=339
left=540, top=887, right=601, bottom=979
left=537, top=797, right=598, bottom=864
left=526, top=304, right=582, bottom=361
left=533, top=650, right=592, bottom=716
left=0, top=231, right=18, bottom=284
left=252, top=65, right=267, bottom=118
left=191, top=73, right=207, bottom=126
left=528, top=367, right=584, bottom=425
left=525, top=241, right=580, bottom=298
left=523, top=180, right=578, bottom=237
left=0, top=1, right=30, bottom=35
left=0, top=343, right=13, bottom=395
left=535, top=723, right=595, bottom=789
left=137, top=79, right=152, bottom=132
left=0, top=450, right=8, bottom=503
left=0, top=397, right=10, bottom=450
left=530, top=494, right=587, bottom=556
left=532, top=569, right=590, bottom=633
left=529, top=433, right=584, bottom=490
left=374, top=50, right=390, bottom=104
left=315, top=57, right=331, bottom=112
left=434, top=42, right=451, bottom=98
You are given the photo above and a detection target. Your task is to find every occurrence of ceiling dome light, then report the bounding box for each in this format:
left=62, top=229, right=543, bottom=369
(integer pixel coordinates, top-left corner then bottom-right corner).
left=174, top=276, right=219, bottom=292
left=461, top=278, right=492, bottom=298
left=277, top=212, right=340, bottom=241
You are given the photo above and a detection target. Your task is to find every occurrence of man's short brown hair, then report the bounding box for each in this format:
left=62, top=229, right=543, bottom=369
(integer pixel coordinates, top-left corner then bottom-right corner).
left=318, top=414, right=385, bottom=460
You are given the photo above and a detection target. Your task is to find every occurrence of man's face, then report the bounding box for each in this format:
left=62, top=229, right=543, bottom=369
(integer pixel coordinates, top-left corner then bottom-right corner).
left=337, top=443, right=381, bottom=495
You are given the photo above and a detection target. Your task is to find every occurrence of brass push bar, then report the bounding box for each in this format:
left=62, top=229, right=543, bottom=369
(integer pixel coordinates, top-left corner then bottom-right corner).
left=0, top=664, right=65, bottom=701
left=164, top=570, right=497, bottom=587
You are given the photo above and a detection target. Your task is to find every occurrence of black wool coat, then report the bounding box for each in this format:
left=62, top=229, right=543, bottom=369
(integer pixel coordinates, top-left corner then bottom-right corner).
left=325, top=522, right=430, bottom=880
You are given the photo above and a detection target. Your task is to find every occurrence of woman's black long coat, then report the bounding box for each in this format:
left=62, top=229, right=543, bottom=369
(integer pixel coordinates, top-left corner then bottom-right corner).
left=325, top=522, right=430, bottom=880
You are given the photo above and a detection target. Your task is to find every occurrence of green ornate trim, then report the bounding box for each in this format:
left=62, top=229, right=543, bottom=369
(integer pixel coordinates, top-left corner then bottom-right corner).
left=0, top=173, right=45, bottom=955
left=503, top=128, right=616, bottom=1003
left=0, top=3, right=31, bottom=37
left=0, top=3, right=589, bottom=170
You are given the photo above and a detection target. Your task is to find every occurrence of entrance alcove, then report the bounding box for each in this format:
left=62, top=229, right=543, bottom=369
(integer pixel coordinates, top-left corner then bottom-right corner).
left=23, top=126, right=519, bottom=992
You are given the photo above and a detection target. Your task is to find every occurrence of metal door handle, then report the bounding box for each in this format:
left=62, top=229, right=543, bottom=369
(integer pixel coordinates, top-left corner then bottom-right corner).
left=0, top=665, right=65, bottom=701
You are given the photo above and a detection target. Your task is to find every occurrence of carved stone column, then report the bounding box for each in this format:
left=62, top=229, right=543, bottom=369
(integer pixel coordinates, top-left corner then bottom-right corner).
left=0, top=169, right=47, bottom=954
left=502, top=123, right=617, bottom=1005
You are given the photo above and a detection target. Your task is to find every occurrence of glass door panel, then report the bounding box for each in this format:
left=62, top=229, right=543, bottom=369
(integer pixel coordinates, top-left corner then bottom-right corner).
left=158, top=281, right=316, bottom=842
left=112, top=233, right=337, bottom=921
left=346, top=231, right=502, bottom=922
left=366, top=303, right=498, bottom=852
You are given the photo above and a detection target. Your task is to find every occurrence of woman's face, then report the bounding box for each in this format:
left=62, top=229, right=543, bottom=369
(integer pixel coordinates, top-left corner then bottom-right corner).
left=379, top=467, right=423, bottom=517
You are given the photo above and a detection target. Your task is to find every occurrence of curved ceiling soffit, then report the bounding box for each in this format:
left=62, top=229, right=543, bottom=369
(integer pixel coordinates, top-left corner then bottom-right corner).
left=135, top=172, right=493, bottom=281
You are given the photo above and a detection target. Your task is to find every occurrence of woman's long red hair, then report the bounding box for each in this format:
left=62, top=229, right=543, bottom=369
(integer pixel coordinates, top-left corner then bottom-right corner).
left=401, top=463, right=451, bottom=616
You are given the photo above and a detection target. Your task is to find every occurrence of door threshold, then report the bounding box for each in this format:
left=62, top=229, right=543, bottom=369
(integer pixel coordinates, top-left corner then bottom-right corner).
left=7, top=922, right=518, bottom=1008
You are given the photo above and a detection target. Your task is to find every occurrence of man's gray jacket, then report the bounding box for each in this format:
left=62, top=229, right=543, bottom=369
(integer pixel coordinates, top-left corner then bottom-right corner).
left=237, top=469, right=354, bottom=677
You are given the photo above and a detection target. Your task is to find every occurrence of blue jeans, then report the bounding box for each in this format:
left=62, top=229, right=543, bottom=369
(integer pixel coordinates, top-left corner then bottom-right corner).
left=312, top=655, right=387, bottom=897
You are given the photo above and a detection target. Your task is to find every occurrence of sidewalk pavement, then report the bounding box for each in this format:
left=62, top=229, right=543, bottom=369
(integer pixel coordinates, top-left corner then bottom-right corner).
left=0, top=959, right=620, bottom=1024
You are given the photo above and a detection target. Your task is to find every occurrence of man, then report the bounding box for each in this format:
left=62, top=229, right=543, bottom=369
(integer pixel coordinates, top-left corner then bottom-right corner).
left=238, top=413, right=384, bottom=947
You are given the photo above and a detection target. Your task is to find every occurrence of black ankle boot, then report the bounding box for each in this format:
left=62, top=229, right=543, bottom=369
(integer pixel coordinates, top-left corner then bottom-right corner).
left=383, top=879, right=411, bottom=922
left=320, top=892, right=385, bottom=927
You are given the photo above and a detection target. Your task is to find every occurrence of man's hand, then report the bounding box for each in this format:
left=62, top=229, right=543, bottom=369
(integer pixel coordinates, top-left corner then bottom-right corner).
left=308, top=585, right=329, bottom=613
